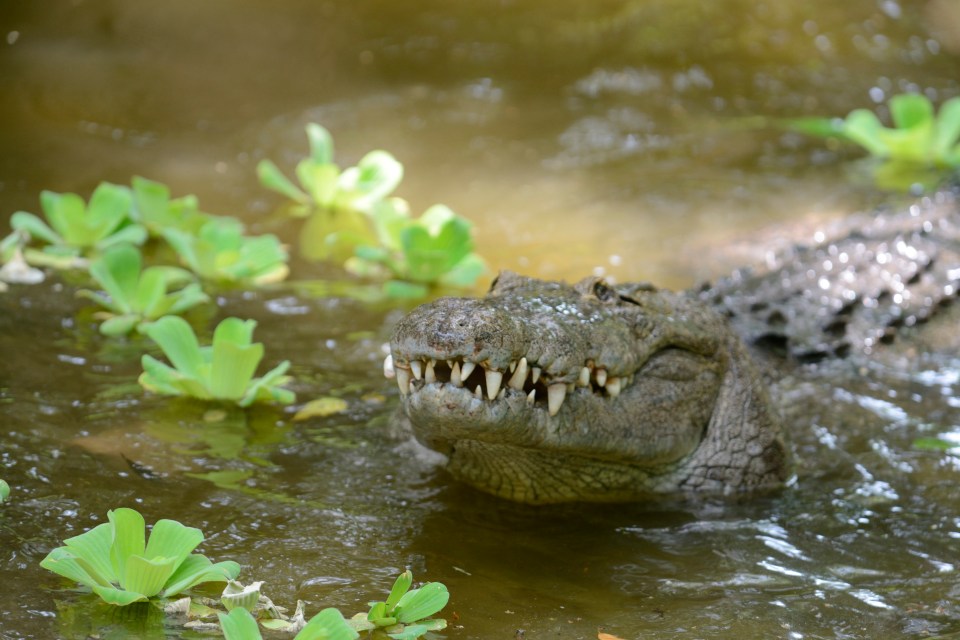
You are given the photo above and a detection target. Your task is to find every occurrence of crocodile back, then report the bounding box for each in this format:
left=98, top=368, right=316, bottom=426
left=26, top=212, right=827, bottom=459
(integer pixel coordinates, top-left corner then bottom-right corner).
left=699, top=189, right=960, bottom=362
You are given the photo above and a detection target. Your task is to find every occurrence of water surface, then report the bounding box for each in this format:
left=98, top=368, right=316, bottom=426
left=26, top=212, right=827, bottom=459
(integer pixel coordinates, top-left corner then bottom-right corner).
left=2, top=2, right=960, bottom=638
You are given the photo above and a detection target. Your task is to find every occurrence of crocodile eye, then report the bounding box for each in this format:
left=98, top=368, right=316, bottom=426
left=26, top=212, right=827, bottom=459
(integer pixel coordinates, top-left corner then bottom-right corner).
left=592, top=280, right=616, bottom=302
left=488, top=274, right=500, bottom=292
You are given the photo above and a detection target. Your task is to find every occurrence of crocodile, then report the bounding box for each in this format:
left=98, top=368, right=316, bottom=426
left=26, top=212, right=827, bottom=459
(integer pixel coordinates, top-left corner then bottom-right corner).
left=385, top=189, right=960, bottom=504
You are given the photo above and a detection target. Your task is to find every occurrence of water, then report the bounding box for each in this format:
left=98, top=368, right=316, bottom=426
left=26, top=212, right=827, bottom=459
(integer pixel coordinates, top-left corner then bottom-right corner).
left=2, top=1, right=960, bottom=638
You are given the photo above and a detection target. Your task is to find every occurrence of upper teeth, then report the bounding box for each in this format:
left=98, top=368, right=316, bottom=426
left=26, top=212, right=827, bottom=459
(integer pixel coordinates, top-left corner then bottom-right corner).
left=383, top=352, right=629, bottom=416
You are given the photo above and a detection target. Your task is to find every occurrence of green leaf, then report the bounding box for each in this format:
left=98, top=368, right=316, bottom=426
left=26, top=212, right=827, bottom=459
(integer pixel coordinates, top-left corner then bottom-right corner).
left=100, top=314, right=141, bottom=337
left=258, top=159, right=310, bottom=204
left=87, top=182, right=134, bottom=237
left=165, top=282, right=210, bottom=316
left=161, top=553, right=241, bottom=596
left=337, top=150, right=403, bottom=212
left=99, top=223, right=148, bottom=250
left=90, top=584, right=151, bottom=606
left=60, top=522, right=118, bottom=586
left=297, top=607, right=359, bottom=640
left=306, top=123, right=335, bottom=165
left=368, top=198, right=412, bottom=251
left=122, top=554, right=178, bottom=597
left=88, top=244, right=142, bottom=314
left=219, top=606, right=264, bottom=640
left=368, top=601, right=389, bottom=624
left=296, top=159, right=341, bottom=208
left=889, top=93, right=934, bottom=130
left=40, top=190, right=86, bottom=243
left=393, top=583, right=449, bottom=623
left=142, top=316, right=205, bottom=380
left=210, top=320, right=264, bottom=400
left=439, top=252, right=486, bottom=288
left=10, top=211, right=62, bottom=245
left=387, top=620, right=446, bottom=640
left=400, top=211, right=473, bottom=283
left=144, top=519, right=204, bottom=568
left=40, top=546, right=111, bottom=590
left=130, top=176, right=170, bottom=222
left=933, top=97, right=960, bottom=165
left=0, top=479, right=8, bottom=502
left=139, top=354, right=208, bottom=399
left=385, top=571, right=413, bottom=613
left=841, top=109, right=890, bottom=157
left=239, top=360, right=294, bottom=407
left=108, top=508, right=146, bottom=587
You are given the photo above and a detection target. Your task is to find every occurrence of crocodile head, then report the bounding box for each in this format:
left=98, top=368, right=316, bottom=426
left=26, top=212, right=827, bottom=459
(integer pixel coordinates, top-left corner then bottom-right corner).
left=387, top=271, right=790, bottom=504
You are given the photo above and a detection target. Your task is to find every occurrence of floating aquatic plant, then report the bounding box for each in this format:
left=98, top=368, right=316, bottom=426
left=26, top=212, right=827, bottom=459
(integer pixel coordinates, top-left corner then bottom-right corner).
left=0, top=479, right=9, bottom=503
left=789, top=94, right=960, bottom=189
left=77, top=244, right=209, bottom=336
left=257, top=123, right=403, bottom=218
left=39, top=507, right=240, bottom=606
left=348, top=201, right=486, bottom=297
left=139, top=315, right=295, bottom=407
left=163, top=217, right=289, bottom=285
left=348, top=570, right=449, bottom=639
left=129, top=176, right=212, bottom=237
left=260, top=123, right=485, bottom=292
left=8, top=182, right=146, bottom=266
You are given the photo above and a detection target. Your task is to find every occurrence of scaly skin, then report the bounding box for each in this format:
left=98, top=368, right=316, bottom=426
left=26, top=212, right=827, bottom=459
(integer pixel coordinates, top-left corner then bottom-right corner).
left=389, top=272, right=790, bottom=503
left=386, top=189, right=960, bottom=504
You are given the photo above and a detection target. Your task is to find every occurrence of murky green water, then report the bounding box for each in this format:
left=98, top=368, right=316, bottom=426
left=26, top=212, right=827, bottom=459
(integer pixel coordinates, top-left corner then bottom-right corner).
left=2, top=2, right=960, bottom=638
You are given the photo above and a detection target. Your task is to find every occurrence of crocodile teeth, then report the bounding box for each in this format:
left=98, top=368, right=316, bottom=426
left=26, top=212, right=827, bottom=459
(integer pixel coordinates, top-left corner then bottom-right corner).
left=509, top=360, right=517, bottom=373
left=383, top=354, right=395, bottom=379
left=425, top=359, right=436, bottom=383
left=410, top=360, right=422, bottom=380
left=460, top=361, right=476, bottom=380
left=606, top=376, right=621, bottom=398
left=396, top=367, right=411, bottom=396
left=596, top=368, right=607, bottom=387
left=474, top=385, right=482, bottom=398
left=486, top=369, right=503, bottom=400
left=450, top=362, right=463, bottom=387
left=578, top=366, right=591, bottom=387
left=497, top=388, right=505, bottom=400
left=547, top=383, right=567, bottom=416
left=527, top=389, right=536, bottom=405
left=531, top=367, right=541, bottom=384
left=508, top=357, right=528, bottom=390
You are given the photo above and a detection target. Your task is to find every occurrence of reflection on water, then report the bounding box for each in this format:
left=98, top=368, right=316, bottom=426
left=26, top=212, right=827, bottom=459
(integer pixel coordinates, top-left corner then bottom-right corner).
left=2, top=1, right=960, bottom=639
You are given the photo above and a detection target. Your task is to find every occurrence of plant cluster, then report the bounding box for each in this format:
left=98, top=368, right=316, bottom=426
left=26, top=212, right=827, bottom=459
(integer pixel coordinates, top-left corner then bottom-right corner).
left=259, top=124, right=486, bottom=296
left=40, top=510, right=450, bottom=639
left=788, top=93, right=960, bottom=189
left=5, top=177, right=287, bottom=283
left=0, top=176, right=295, bottom=406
